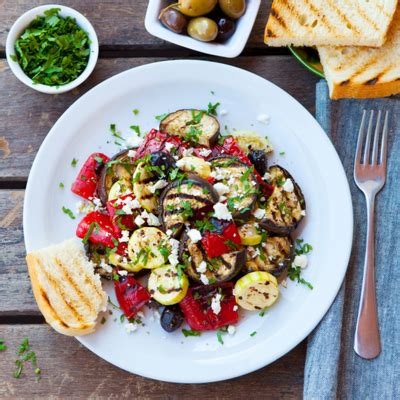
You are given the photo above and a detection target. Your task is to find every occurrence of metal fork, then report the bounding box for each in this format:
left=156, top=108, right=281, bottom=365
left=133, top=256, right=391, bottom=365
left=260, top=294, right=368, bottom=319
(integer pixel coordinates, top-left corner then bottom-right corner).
left=353, top=110, right=389, bottom=359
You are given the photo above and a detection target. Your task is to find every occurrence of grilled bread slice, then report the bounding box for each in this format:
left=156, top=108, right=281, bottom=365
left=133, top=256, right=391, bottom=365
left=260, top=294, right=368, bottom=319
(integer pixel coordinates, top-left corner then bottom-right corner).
left=318, top=8, right=400, bottom=99
left=265, top=0, right=398, bottom=47
left=26, top=238, right=107, bottom=336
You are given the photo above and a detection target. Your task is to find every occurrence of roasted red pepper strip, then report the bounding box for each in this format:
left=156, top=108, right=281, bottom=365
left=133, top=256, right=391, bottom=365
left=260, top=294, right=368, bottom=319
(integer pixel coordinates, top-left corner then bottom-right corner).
left=106, top=193, right=138, bottom=233
left=76, top=211, right=127, bottom=255
left=114, top=272, right=151, bottom=319
left=135, top=129, right=184, bottom=160
left=71, top=153, right=109, bottom=200
left=180, top=283, right=238, bottom=331
left=201, top=221, right=241, bottom=258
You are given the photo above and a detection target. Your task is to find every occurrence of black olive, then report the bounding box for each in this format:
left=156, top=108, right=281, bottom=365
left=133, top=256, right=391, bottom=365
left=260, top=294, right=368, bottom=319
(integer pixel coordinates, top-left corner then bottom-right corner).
left=159, top=7, right=188, bottom=34
left=215, top=17, right=236, bottom=42
left=248, top=150, right=269, bottom=176
left=149, top=151, right=177, bottom=178
left=160, top=305, right=184, bottom=333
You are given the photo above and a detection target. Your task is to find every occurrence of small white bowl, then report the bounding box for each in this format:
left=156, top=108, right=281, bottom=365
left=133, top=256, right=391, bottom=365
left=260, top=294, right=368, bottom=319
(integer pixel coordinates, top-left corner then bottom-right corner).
left=6, top=5, right=99, bottom=94
left=145, top=0, right=261, bottom=58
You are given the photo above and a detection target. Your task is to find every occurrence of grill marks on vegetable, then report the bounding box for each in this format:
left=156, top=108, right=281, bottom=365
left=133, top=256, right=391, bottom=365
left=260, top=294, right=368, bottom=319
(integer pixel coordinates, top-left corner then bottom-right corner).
left=261, top=166, right=306, bottom=235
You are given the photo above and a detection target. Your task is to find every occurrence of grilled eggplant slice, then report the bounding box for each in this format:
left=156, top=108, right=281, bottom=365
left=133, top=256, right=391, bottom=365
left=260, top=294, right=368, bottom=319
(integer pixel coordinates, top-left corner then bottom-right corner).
left=180, top=233, right=246, bottom=284
left=133, top=162, right=158, bottom=212
left=245, top=236, right=294, bottom=281
left=97, top=148, right=136, bottom=205
left=159, top=109, right=220, bottom=147
left=159, top=174, right=219, bottom=236
left=84, top=242, right=113, bottom=280
left=209, top=156, right=259, bottom=220
left=260, top=165, right=306, bottom=235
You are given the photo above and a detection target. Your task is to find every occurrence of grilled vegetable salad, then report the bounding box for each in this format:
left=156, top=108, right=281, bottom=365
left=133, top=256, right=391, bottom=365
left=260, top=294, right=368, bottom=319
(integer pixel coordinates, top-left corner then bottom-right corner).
left=72, top=108, right=308, bottom=335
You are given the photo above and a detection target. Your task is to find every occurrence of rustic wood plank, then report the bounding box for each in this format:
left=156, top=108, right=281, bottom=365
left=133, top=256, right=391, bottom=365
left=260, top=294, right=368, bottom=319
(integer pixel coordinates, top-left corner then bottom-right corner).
left=0, top=56, right=318, bottom=179
left=0, top=324, right=305, bottom=399
left=0, top=0, right=273, bottom=52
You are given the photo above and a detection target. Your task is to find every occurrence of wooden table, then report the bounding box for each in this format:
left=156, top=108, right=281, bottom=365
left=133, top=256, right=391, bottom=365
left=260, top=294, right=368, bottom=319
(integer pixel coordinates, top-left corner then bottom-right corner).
left=0, top=1, right=318, bottom=398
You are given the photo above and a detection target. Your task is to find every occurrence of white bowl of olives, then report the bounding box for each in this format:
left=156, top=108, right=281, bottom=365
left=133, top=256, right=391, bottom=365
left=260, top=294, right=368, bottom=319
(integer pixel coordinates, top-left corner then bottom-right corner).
left=145, top=0, right=261, bottom=58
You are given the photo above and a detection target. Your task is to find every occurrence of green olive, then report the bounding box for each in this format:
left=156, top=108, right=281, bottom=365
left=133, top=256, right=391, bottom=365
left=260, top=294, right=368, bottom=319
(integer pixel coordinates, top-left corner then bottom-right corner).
left=187, top=17, right=218, bottom=42
left=219, top=0, right=246, bottom=19
left=159, top=7, right=188, bottom=33
left=178, top=0, right=218, bottom=17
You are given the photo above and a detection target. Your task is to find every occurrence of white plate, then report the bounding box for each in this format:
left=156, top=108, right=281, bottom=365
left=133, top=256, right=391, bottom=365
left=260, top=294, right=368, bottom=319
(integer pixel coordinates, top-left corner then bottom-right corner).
left=24, top=60, right=353, bottom=383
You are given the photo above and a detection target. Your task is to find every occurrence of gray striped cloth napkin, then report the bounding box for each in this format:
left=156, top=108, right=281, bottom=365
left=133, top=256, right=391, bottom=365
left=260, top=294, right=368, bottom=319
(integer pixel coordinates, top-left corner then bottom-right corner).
left=303, top=81, right=400, bottom=400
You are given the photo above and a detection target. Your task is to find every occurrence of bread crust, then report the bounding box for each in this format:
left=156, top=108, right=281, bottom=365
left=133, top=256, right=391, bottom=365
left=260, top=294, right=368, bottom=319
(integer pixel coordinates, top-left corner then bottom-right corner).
left=26, top=252, right=100, bottom=336
left=329, top=80, right=400, bottom=100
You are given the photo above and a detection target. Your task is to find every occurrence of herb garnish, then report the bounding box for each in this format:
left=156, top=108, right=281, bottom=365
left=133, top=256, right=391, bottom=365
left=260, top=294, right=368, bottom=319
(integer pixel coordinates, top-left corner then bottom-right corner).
left=71, top=158, right=78, bottom=168
left=59, top=182, right=64, bottom=189
left=130, top=125, right=141, bottom=136
left=155, top=113, right=168, bottom=121
left=287, top=239, right=314, bottom=289
left=13, top=338, right=41, bottom=381
left=11, top=8, right=90, bottom=86
left=182, top=329, right=201, bottom=337
left=250, top=331, right=257, bottom=337
left=207, top=102, right=220, bottom=116
left=217, top=326, right=228, bottom=345
left=132, top=109, right=140, bottom=115
left=62, top=206, right=75, bottom=220
left=0, top=339, right=7, bottom=351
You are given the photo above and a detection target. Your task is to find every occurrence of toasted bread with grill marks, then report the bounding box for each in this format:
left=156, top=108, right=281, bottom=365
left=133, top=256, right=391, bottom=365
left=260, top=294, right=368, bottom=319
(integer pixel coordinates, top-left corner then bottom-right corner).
left=26, top=238, right=107, bottom=336
left=264, top=0, right=398, bottom=47
left=318, top=8, right=400, bottom=99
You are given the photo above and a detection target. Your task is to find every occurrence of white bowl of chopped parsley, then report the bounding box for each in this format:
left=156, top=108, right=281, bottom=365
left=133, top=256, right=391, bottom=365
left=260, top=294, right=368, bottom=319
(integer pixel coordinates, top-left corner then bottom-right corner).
left=6, top=5, right=99, bottom=94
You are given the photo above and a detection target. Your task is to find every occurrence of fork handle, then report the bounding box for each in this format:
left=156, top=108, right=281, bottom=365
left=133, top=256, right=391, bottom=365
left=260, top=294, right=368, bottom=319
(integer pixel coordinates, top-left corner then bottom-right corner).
left=354, top=194, right=381, bottom=359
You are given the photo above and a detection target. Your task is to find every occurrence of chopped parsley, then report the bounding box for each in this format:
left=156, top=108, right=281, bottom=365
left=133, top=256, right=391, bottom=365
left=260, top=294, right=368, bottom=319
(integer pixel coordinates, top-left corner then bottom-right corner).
left=13, top=338, right=41, bottom=381
left=132, top=109, right=140, bottom=115
left=181, top=201, right=194, bottom=219
left=10, top=8, right=90, bottom=87
left=130, top=125, right=141, bottom=135
left=182, top=329, right=201, bottom=337
left=185, top=126, right=202, bottom=143
left=93, top=156, right=104, bottom=163
left=287, top=239, right=314, bottom=289
left=217, top=326, right=228, bottom=345
left=62, top=206, right=75, bottom=220
left=207, top=102, right=220, bottom=116
left=110, top=124, right=125, bottom=142
left=250, top=331, right=257, bottom=337
left=71, top=158, right=78, bottom=168
left=155, top=113, right=168, bottom=121
left=58, top=182, right=64, bottom=189
left=279, top=151, right=286, bottom=156
left=0, top=339, right=6, bottom=351
left=82, top=221, right=96, bottom=244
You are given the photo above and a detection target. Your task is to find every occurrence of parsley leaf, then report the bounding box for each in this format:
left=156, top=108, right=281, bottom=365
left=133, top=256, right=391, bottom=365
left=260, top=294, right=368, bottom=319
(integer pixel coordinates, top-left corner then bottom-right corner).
left=207, top=102, right=220, bottom=116
left=71, top=158, right=78, bottom=168
left=182, top=329, right=201, bottom=337
left=62, top=206, right=75, bottom=219
left=132, top=109, right=139, bottom=115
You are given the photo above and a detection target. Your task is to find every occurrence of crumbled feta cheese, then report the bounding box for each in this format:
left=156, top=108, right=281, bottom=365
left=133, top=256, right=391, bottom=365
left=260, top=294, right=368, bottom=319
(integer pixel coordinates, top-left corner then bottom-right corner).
left=168, top=252, right=179, bottom=267
left=219, top=109, right=228, bottom=116
left=119, top=230, right=130, bottom=243
left=301, top=210, right=306, bottom=216
left=168, top=238, right=180, bottom=267
left=141, top=211, right=160, bottom=226
left=121, top=196, right=140, bottom=215
left=198, top=148, right=212, bottom=157
left=253, top=208, right=266, bottom=220
left=260, top=196, right=266, bottom=202
left=262, top=172, right=271, bottom=181
left=100, top=259, right=113, bottom=273
left=118, top=270, right=128, bottom=276
left=125, top=322, right=138, bottom=333
left=227, top=325, right=236, bottom=335
left=182, top=147, right=194, bottom=157
left=127, top=149, right=136, bottom=158
left=166, top=229, right=173, bottom=237
left=75, top=201, right=94, bottom=214
left=200, top=274, right=209, bottom=285
left=210, top=170, right=224, bottom=181
left=196, top=261, right=207, bottom=274
left=219, top=195, right=227, bottom=202
left=293, top=254, right=308, bottom=269
left=126, top=134, right=143, bottom=148
left=137, top=311, right=145, bottom=319
left=92, top=197, right=103, bottom=211
left=164, top=142, right=175, bottom=152
left=213, top=182, right=230, bottom=197
left=213, top=202, right=232, bottom=221
left=211, top=293, right=222, bottom=315
left=257, top=113, right=270, bottom=124
left=148, top=179, right=168, bottom=194
left=187, top=229, right=202, bottom=244
left=233, top=305, right=238, bottom=312
left=134, top=214, right=145, bottom=226
left=282, top=178, right=294, bottom=193
left=169, top=238, right=180, bottom=251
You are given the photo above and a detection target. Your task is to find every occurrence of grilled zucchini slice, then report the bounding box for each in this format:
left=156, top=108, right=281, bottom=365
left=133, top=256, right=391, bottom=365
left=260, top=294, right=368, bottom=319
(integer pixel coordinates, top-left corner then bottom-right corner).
left=245, top=236, right=294, bottom=280
left=128, top=227, right=169, bottom=269
left=179, top=233, right=246, bottom=284
left=159, top=109, right=220, bottom=147
left=108, top=179, right=133, bottom=201
left=209, top=156, right=258, bottom=220
left=260, top=165, right=306, bottom=235
left=159, top=174, right=219, bottom=237
left=238, top=221, right=262, bottom=246
left=133, top=162, right=158, bottom=212
left=234, top=271, right=279, bottom=311
left=148, top=265, right=189, bottom=305
left=231, top=131, right=273, bottom=154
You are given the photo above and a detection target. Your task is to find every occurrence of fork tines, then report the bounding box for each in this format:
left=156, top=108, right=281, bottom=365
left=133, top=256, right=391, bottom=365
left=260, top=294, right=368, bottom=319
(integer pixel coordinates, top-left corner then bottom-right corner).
left=355, top=110, right=389, bottom=167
